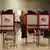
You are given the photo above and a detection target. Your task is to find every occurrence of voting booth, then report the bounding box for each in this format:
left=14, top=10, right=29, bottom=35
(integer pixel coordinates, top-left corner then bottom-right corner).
left=39, top=15, right=49, bottom=29
left=2, top=14, right=15, bottom=31
left=0, top=11, right=15, bottom=48
left=24, top=14, right=50, bottom=37
left=0, top=14, right=15, bottom=32
left=24, top=14, right=50, bottom=46
left=24, top=14, right=50, bottom=29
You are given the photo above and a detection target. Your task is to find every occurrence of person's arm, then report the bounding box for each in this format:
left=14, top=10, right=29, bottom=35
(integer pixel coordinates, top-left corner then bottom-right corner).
left=19, top=15, right=23, bottom=25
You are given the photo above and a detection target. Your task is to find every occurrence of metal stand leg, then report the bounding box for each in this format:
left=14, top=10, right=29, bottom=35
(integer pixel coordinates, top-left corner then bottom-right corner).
left=3, top=32, right=7, bottom=49
left=36, top=36, right=39, bottom=46
left=2, top=33, right=5, bottom=48
left=25, top=29, right=27, bottom=44
left=33, top=29, right=36, bottom=43
left=3, top=32, right=4, bottom=48
left=48, top=38, right=50, bottom=48
left=13, top=31, right=16, bottom=47
left=36, top=30, right=40, bottom=47
left=2, top=31, right=16, bottom=49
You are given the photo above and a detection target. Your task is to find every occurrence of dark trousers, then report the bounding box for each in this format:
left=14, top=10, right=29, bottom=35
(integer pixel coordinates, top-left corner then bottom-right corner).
left=20, top=24, right=27, bottom=38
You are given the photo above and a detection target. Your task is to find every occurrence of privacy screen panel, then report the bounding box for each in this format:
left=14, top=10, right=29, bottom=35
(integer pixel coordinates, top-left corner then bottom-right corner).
left=39, top=15, right=49, bottom=29
left=27, top=15, right=37, bottom=25
left=0, top=14, right=15, bottom=31
left=39, top=15, right=49, bottom=25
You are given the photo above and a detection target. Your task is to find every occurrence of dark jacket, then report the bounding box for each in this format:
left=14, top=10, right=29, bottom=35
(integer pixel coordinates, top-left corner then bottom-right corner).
left=20, top=15, right=24, bottom=25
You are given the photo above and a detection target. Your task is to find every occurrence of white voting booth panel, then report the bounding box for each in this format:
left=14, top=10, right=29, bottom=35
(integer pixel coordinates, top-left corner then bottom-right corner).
left=2, top=14, right=14, bottom=31
left=2, top=15, right=13, bottom=26
left=27, top=15, right=37, bottom=28
left=27, top=15, right=37, bottom=25
left=26, top=14, right=49, bottom=29
left=0, top=14, right=15, bottom=31
left=39, top=15, right=49, bottom=29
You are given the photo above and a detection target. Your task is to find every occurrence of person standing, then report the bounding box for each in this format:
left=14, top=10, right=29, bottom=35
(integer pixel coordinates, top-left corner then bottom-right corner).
left=20, top=11, right=27, bottom=44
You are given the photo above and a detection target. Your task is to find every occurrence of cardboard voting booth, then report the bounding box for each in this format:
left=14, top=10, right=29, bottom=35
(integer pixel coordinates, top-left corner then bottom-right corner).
left=24, top=14, right=50, bottom=29
left=0, top=14, right=15, bottom=32
left=27, top=14, right=38, bottom=29
left=39, top=15, right=49, bottom=29
left=24, top=14, right=50, bottom=38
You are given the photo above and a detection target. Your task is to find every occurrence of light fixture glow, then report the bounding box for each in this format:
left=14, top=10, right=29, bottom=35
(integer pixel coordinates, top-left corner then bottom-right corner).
left=18, top=10, right=21, bottom=16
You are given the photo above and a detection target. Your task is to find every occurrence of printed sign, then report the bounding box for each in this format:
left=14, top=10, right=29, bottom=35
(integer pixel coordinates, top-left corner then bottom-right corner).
left=0, top=14, right=14, bottom=31
left=39, top=15, right=49, bottom=25
left=2, top=14, right=13, bottom=26
left=2, top=14, right=14, bottom=31
left=39, top=15, right=49, bottom=29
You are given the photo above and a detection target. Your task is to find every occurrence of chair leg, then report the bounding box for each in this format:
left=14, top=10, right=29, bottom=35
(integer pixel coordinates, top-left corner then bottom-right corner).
left=48, top=39, right=50, bottom=48
left=36, top=36, right=39, bottom=46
